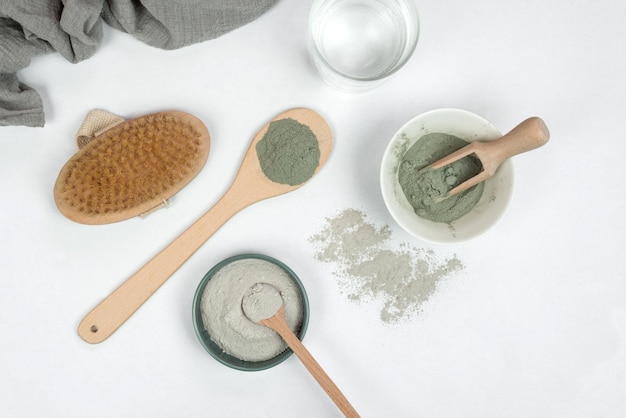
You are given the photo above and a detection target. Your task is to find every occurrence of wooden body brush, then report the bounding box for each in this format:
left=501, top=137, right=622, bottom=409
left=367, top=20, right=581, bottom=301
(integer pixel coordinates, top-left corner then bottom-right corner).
left=54, top=111, right=211, bottom=224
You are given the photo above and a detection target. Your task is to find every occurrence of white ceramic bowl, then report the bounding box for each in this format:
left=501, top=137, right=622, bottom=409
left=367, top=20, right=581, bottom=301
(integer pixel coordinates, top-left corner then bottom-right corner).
left=380, top=108, right=514, bottom=244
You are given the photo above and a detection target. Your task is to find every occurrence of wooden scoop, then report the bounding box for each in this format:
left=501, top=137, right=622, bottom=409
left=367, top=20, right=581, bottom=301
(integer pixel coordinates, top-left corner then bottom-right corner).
left=421, top=117, right=549, bottom=201
left=242, top=284, right=360, bottom=418
left=78, top=108, right=333, bottom=344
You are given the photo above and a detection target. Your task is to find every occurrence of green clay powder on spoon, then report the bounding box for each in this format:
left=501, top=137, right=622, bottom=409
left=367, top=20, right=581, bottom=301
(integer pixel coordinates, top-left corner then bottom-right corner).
left=256, top=118, right=321, bottom=186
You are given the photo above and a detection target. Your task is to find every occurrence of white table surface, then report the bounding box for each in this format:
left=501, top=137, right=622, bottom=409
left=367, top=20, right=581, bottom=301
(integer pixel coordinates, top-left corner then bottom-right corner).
left=1, top=0, right=625, bottom=417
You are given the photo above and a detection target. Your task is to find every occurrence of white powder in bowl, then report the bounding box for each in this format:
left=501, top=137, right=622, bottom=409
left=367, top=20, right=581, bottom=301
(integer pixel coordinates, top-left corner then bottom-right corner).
left=200, top=258, right=304, bottom=362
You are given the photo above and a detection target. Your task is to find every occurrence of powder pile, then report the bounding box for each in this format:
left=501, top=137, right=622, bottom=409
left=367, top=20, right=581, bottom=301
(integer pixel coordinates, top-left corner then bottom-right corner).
left=309, top=209, right=463, bottom=323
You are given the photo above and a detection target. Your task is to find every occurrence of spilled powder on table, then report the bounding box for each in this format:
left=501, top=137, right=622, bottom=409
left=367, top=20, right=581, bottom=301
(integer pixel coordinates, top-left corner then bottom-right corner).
left=309, top=209, right=463, bottom=323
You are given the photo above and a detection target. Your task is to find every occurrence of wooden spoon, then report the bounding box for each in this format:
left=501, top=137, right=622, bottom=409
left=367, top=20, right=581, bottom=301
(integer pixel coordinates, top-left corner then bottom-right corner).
left=242, top=284, right=360, bottom=418
left=421, top=117, right=549, bottom=201
left=78, top=108, right=333, bottom=344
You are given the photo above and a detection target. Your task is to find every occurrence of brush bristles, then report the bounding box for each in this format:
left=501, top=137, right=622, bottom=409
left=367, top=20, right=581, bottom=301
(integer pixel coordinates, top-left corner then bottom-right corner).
left=55, top=112, right=210, bottom=223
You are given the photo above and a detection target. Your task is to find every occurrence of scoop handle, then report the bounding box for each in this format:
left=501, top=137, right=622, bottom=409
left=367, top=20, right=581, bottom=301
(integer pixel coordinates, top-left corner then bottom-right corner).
left=77, top=188, right=250, bottom=344
left=486, top=117, right=550, bottom=168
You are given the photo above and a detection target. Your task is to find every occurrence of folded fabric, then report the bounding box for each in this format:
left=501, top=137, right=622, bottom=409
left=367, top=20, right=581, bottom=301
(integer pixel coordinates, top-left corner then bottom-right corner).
left=0, top=0, right=278, bottom=128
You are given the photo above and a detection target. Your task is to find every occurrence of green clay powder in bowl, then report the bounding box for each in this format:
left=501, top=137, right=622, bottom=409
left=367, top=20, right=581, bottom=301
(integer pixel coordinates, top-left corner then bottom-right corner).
left=397, top=132, right=485, bottom=224
left=192, top=254, right=309, bottom=371
left=380, top=108, right=515, bottom=244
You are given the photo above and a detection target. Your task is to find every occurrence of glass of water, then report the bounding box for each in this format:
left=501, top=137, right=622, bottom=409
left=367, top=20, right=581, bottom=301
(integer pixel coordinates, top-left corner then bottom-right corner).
left=308, top=0, right=420, bottom=92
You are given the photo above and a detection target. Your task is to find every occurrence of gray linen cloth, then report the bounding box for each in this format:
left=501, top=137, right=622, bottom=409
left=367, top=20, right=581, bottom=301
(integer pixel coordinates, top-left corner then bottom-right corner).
left=0, top=0, right=278, bottom=127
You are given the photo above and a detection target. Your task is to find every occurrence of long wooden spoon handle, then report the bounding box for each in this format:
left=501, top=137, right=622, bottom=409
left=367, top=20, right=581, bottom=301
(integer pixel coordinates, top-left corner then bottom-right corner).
left=263, top=311, right=361, bottom=418
left=78, top=189, right=247, bottom=344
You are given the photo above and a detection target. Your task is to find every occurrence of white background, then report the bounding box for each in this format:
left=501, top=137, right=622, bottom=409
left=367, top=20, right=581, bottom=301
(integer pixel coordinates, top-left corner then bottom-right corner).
left=1, top=0, right=625, bottom=417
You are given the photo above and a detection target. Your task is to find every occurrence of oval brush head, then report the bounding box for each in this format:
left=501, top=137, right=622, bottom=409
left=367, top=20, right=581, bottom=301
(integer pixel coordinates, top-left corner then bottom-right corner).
left=54, top=111, right=210, bottom=224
